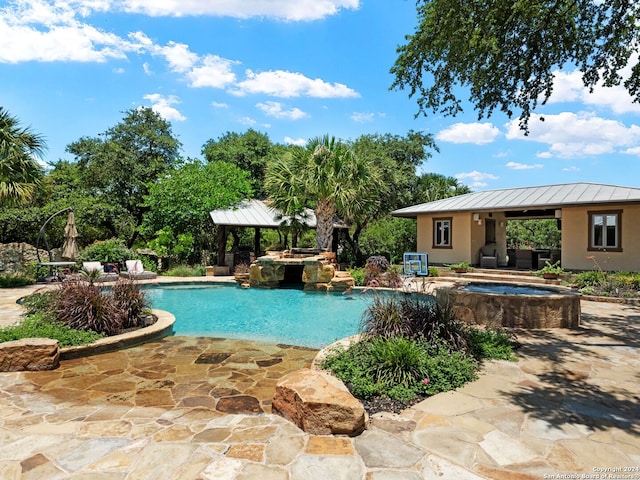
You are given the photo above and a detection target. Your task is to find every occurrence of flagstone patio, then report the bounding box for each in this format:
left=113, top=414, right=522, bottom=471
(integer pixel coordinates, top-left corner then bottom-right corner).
left=0, top=280, right=638, bottom=479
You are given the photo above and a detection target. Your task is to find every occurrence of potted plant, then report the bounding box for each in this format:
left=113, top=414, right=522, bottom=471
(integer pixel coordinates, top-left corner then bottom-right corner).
left=448, top=261, right=473, bottom=274
left=536, top=261, right=565, bottom=279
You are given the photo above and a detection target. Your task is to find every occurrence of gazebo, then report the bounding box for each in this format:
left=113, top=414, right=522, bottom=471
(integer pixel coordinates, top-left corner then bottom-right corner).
left=209, top=199, right=347, bottom=267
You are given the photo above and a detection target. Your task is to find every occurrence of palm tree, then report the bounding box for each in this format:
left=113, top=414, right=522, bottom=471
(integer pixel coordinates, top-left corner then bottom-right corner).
left=415, top=173, right=471, bottom=203
left=0, top=107, right=45, bottom=204
left=266, top=135, right=379, bottom=251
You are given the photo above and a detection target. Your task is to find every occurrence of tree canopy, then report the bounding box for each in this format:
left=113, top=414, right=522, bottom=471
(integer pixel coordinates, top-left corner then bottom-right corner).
left=266, top=135, right=383, bottom=251
left=202, top=129, right=284, bottom=197
left=0, top=107, right=45, bottom=204
left=391, top=0, right=640, bottom=130
left=142, top=160, right=253, bottom=251
left=65, top=107, right=182, bottom=246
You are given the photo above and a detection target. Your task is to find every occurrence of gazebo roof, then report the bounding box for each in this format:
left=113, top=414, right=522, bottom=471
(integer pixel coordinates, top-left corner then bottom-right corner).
left=209, top=199, right=348, bottom=229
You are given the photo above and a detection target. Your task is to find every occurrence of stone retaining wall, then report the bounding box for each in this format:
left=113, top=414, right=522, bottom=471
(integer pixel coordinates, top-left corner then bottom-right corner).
left=0, top=243, right=50, bottom=273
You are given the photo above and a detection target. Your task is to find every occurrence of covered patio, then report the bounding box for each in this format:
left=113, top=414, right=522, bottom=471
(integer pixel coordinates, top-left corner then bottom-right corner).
left=392, top=182, right=640, bottom=272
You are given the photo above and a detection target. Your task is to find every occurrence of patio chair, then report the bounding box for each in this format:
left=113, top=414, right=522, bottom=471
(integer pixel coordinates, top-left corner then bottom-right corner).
left=82, top=261, right=119, bottom=282
left=515, top=249, right=533, bottom=270
left=479, top=243, right=498, bottom=269
left=120, top=259, right=157, bottom=280
left=537, top=250, right=552, bottom=270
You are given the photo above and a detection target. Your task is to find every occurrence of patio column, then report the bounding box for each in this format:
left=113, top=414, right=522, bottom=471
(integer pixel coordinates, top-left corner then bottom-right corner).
left=254, top=228, right=261, bottom=257
left=217, top=226, right=227, bottom=266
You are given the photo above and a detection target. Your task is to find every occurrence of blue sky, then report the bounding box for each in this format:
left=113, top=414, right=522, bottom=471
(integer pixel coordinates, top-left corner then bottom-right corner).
left=2, top=0, right=640, bottom=191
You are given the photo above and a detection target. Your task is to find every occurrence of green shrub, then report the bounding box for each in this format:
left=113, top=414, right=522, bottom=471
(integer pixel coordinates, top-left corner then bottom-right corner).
left=322, top=337, right=480, bottom=402
left=0, top=272, right=34, bottom=288
left=418, top=343, right=478, bottom=395
left=19, top=290, right=58, bottom=315
left=163, top=264, right=205, bottom=277
left=0, top=312, right=103, bottom=347
left=428, top=266, right=440, bottom=277
left=572, top=270, right=608, bottom=289
left=79, top=238, right=133, bottom=264
left=467, top=328, right=519, bottom=361
left=347, top=267, right=365, bottom=286
left=320, top=343, right=382, bottom=399
left=367, top=336, right=429, bottom=389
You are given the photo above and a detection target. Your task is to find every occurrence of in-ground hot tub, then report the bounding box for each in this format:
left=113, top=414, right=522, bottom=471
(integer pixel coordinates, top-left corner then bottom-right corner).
left=437, top=282, right=581, bottom=329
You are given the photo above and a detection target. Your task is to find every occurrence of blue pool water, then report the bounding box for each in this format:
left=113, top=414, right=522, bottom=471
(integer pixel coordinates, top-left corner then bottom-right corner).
left=146, top=284, right=373, bottom=348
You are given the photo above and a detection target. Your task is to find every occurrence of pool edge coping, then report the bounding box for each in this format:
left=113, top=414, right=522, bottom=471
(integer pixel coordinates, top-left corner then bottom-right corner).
left=60, top=309, right=175, bottom=360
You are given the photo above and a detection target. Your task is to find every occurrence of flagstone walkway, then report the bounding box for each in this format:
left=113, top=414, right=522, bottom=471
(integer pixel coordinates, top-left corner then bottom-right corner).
left=0, top=282, right=639, bottom=479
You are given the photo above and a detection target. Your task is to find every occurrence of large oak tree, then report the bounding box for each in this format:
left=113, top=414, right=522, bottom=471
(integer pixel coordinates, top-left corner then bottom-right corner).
left=391, top=0, right=640, bottom=130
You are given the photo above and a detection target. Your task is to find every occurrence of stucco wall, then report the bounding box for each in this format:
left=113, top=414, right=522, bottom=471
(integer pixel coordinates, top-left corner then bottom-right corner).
left=417, top=213, right=473, bottom=265
left=417, top=212, right=508, bottom=266
left=562, top=204, right=640, bottom=271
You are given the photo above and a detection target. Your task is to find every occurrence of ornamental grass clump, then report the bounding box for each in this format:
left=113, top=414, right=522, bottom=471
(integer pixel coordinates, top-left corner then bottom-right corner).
left=54, top=280, right=122, bottom=336
left=360, top=293, right=469, bottom=353
left=322, top=292, right=517, bottom=410
left=53, top=278, right=150, bottom=336
left=111, top=279, right=149, bottom=329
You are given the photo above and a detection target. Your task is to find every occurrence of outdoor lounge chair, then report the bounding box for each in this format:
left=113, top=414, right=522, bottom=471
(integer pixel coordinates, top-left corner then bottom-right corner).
left=120, top=260, right=157, bottom=280
left=479, top=243, right=498, bottom=269
left=82, top=261, right=119, bottom=282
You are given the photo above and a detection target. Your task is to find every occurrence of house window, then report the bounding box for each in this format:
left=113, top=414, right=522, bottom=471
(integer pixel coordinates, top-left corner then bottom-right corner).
left=588, top=210, right=622, bottom=251
left=433, top=217, right=452, bottom=248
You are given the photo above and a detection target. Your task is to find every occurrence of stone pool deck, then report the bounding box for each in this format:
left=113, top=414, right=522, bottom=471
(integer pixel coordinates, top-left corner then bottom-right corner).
left=0, top=278, right=639, bottom=478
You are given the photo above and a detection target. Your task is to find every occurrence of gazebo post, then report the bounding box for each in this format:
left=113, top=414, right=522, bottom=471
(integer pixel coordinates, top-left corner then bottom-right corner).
left=254, top=228, right=261, bottom=258
left=217, top=226, right=227, bottom=267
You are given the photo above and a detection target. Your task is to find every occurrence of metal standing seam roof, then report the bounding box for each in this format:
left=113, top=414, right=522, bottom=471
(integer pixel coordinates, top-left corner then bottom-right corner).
left=209, top=199, right=349, bottom=229
left=392, top=183, right=640, bottom=217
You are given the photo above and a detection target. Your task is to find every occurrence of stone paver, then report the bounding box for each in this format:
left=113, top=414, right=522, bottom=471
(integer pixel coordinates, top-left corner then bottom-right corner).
left=1, top=280, right=639, bottom=478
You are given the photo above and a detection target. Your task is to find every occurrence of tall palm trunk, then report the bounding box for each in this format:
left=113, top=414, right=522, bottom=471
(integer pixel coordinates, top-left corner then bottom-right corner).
left=315, top=197, right=335, bottom=251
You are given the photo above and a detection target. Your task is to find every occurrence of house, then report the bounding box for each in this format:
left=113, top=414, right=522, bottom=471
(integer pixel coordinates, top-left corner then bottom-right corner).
left=392, top=182, right=640, bottom=272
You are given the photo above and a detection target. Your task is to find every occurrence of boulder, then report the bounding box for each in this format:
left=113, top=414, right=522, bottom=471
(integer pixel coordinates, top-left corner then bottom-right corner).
left=272, top=368, right=366, bottom=436
left=0, top=338, right=60, bottom=372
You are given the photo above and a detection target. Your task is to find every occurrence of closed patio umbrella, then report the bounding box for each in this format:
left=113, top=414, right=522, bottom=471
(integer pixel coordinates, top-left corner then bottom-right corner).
left=61, top=210, right=79, bottom=260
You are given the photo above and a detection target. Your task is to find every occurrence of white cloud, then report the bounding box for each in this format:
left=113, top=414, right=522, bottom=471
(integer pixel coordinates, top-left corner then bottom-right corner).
left=492, top=150, right=511, bottom=158
left=186, top=54, right=237, bottom=88
left=505, top=112, right=640, bottom=158
left=455, top=170, right=499, bottom=188
left=350, top=112, right=374, bottom=123
left=623, top=146, right=640, bottom=156
left=505, top=161, right=543, bottom=170
left=118, top=0, right=360, bottom=21
left=232, top=69, right=359, bottom=98
left=436, top=122, right=500, bottom=145
left=285, top=136, right=306, bottom=146
left=143, top=93, right=186, bottom=121
left=0, top=1, right=148, bottom=63
left=211, top=101, right=228, bottom=109
left=548, top=69, right=640, bottom=115
left=256, top=101, right=308, bottom=120
left=113, top=66, right=125, bottom=74
left=563, top=166, right=580, bottom=172
left=238, top=116, right=256, bottom=126
left=156, top=41, right=198, bottom=73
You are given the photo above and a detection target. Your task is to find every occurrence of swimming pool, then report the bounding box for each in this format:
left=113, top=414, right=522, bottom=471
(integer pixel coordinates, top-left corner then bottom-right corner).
left=146, top=284, right=373, bottom=348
